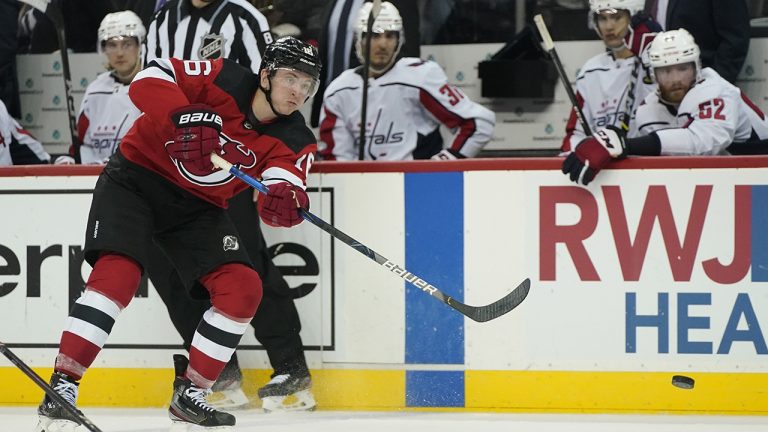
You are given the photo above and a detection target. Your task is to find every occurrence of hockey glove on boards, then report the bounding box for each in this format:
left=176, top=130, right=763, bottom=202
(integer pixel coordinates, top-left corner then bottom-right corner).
left=166, top=104, right=222, bottom=172
left=431, top=149, right=466, bottom=160
left=258, top=182, right=309, bottom=228
left=562, top=126, right=626, bottom=186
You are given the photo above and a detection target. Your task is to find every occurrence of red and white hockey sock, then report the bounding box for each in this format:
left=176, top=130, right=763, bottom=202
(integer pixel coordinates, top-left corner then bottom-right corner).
left=187, top=263, right=262, bottom=388
left=56, top=290, right=124, bottom=380
left=187, top=308, right=250, bottom=388
left=55, top=254, right=141, bottom=380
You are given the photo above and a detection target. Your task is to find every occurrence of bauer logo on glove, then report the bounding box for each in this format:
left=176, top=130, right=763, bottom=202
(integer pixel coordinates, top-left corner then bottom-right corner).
left=166, top=104, right=223, bottom=174
left=175, top=111, right=223, bottom=128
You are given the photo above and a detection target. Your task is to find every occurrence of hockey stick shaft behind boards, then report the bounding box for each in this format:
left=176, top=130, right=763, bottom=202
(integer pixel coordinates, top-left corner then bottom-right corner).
left=18, top=0, right=81, bottom=162
left=358, top=0, right=381, bottom=160
left=534, top=14, right=592, bottom=136
left=211, top=154, right=530, bottom=322
left=0, top=342, right=103, bottom=432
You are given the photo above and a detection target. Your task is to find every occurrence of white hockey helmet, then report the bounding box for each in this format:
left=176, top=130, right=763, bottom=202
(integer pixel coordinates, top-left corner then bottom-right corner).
left=589, top=0, right=645, bottom=44
left=589, top=0, right=645, bottom=16
left=648, top=29, right=700, bottom=69
left=354, top=1, right=404, bottom=71
left=98, top=10, right=146, bottom=48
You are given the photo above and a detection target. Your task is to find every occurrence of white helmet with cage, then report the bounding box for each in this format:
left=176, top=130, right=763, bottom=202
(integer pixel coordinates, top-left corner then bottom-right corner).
left=589, top=0, right=645, bottom=16
left=354, top=1, right=404, bottom=72
left=648, top=29, right=701, bottom=70
left=98, top=10, right=146, bottom=54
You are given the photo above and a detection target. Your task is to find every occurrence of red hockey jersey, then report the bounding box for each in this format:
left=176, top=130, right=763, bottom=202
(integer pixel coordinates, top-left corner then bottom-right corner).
left=123, top=57, right=316, bottom=208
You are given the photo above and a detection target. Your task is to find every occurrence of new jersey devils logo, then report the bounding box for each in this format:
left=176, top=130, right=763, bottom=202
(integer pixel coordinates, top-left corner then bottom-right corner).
left=171, top=133, right=257, bottom=186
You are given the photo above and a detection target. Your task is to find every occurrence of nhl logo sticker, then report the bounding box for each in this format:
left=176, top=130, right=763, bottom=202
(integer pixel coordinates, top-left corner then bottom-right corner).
left=223, top=235, right=239, bottom=251
left=199, top=33, right=226, bottom=59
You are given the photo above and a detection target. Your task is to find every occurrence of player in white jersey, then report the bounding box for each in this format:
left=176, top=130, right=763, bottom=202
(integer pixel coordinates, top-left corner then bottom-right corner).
left=55, top=11, right=144, bottom=165
left=0, top=99, right=49, bottom=166
left=319, top=1, right=494, bottom=161
left=634, top=29, right=768, bottom=155
left=562, top=0, right=661, bottom=152
left=562, top=29, right=768, bottom=186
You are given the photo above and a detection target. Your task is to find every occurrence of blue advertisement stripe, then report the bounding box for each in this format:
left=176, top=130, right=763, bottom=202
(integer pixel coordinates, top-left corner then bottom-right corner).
left=404, top=172, right=464, bottom=365
left=406, top=371, right=465, bottom=407
left=752, top=186, right=768, bottom=282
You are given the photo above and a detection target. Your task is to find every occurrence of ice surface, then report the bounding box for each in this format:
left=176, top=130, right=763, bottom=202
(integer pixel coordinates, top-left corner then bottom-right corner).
left=2, top=407, right=767, bottom=432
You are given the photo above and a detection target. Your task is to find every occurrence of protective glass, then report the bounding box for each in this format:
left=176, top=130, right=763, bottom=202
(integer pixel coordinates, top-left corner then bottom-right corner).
left=273, top=68, right=319, bottom=98
left=103, top=37, right=139, bottom=54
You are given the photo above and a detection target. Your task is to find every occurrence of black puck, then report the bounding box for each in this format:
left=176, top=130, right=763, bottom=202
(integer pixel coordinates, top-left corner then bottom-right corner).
left=671, top=375, right=695, bottom=389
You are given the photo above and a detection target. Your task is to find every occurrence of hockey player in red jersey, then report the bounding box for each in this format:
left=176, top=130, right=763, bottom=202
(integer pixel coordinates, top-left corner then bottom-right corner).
left=35, top=36, right=320, bottom=431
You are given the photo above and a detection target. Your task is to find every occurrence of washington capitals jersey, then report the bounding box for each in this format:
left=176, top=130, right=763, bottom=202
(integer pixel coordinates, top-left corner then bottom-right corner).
left=635, top=68, right=768, bottom=155
left=0, top=99, right=49, bottom=166
left=319, top=57, right=495, bottom=161
left=145, top=0, right=271, bottom=74
left=124, top=57, right=316, bottom=208
left=562, top=51, right=656, bottom=152
left=77, top=72, right=141, bottom=164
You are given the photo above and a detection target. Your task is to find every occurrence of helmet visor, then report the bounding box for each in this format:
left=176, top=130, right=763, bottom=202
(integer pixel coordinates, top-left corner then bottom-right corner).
left=273, top=68, right=319, bottom=99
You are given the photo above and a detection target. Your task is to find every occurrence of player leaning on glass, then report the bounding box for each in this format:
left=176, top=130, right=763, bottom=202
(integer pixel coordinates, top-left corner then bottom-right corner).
left=562, top=29, right=768, bottom=186
left=561, top=0, right=660, bottom=152
left=34, top=37, right=320, bottom=431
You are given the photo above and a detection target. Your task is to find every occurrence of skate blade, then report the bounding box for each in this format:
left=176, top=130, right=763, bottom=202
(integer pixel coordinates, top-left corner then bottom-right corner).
left=206, top=388, right=251, bottom=411
left=169, top=420, right=234, bottom=431
left=36, top=416, right=80, bottom=432
left=261, top=390, right=317, bottom=413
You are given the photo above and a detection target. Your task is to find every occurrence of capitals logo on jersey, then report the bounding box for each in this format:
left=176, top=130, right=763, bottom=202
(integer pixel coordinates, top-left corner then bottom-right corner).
left=167, top=132, right=256, bottom=186
left=364, top=108, right=405, bottom=146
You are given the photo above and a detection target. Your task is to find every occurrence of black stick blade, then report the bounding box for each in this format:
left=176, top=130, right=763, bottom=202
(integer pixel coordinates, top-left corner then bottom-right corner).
left=452, top=278, right=531, bottom=322
left=0, top=342, right=103, bottom=432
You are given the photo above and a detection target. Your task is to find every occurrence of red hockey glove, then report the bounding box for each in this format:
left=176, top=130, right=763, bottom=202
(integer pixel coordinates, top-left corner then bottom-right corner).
left=562, top=126, right=626, bottom=186
left=166, top=104, right=222, bottom=173
left=625, top=14, right=662, bottom=61
left=258, top=182, right=309, bottom=228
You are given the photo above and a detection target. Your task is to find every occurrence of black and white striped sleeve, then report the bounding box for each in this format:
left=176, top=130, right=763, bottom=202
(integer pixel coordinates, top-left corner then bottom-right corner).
left=225, top=0, right=271, bottom=73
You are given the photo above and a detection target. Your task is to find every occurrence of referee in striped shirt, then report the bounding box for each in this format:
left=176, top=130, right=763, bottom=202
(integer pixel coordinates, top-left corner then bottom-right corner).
left=142, top=0, right=317, bottom=412
left=145, top=0, right=272, bottom=72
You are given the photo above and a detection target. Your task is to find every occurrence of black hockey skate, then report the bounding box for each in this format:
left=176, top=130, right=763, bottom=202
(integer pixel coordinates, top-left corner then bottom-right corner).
left=257, top=372, right=316, bottom=412
left=35, top=372, right=83, bottom=432
left=168, top=355, right=235, bottom=430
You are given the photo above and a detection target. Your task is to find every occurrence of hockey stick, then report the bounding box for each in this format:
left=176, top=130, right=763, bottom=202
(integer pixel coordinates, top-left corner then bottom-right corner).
left=18, top=0, right=81, bottom=163
left=211, top=154, right=530, bottom=322
left=358, top=0, right=382, bottom=160
left=0, top=342, right=103, bottom=432
left=534, top=14, right=592, bottom=136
